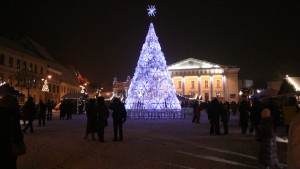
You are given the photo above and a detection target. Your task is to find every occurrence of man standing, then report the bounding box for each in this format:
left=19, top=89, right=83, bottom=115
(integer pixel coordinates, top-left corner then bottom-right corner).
left=46, top=100, right=53, bottom=120
left=109, top=98, right=127, bottom=141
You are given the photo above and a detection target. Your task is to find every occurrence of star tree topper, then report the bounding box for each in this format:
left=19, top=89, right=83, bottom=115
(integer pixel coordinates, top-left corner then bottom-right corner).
left=147, top=5, right=156, bottom=17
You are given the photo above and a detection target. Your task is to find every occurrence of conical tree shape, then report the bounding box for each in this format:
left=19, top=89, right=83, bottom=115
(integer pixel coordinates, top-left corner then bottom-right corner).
left=125, top=23, right=181, bottom=110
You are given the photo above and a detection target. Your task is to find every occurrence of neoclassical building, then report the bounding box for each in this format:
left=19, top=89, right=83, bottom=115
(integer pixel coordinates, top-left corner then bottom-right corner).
left=168, top=58, right=240, bottom=102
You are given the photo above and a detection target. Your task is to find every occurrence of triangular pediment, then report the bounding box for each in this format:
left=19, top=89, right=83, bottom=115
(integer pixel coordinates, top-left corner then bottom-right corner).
left=168, top=58, right=225, bottom=70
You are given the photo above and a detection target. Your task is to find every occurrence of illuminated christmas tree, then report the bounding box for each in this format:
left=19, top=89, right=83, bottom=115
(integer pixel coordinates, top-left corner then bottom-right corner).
left=42, top=80, right=49, bottom=92
left=125, top=23, right=181, bottom=111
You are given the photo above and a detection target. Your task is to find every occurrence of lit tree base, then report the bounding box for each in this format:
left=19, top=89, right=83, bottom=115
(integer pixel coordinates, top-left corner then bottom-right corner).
left=126, top=109, right=184, bottom=119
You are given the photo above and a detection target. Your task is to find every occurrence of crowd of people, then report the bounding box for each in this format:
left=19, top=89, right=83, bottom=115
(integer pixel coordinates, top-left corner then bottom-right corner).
left=189, top=96, right=299, bottom=169
left=1, top=92, right=300, bottom=169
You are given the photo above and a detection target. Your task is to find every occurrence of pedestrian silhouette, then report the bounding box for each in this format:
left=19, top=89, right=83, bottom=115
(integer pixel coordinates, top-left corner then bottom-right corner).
left=109, top=98, right=127, bottom=141
left=22, top=97, right=36, bottom=134
left=84, top=99, right=97, bottom=140
left=96, top=96, right=109, bottom=142
left=0, top=94, right=26, bottom=169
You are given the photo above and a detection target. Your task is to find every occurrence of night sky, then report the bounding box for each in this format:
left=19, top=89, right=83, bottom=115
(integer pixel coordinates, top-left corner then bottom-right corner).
left=1, top=1, right=299, bottom=88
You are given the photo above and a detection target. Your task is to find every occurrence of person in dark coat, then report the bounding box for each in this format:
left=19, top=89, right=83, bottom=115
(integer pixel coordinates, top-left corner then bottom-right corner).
left=192, top=101, right=199, bottom=123
left=109, top=98, right=127, bottom=141
left=238, top=100, right=250, bottom=134
left=208, top=98, right=221, bottom=135
left=221, top=101, right=230, bottom=135
left=59, top=100, right=66, bottom=120
left=84, top=99, right=97, bottom=140
left=46, top=100, right=53, bottom=120
left=96, top=96, right=109, bottom=142
left=231, top=101, right=237, bottom=116
left=0, top=95, right=25, bottom=169
left=22, top=97, right=36, bottom=134
left=38, top=100, right=46, bottom=126
left=258, top=108, right=283, bottom=169
left=66, top=100, right=73, bottom=120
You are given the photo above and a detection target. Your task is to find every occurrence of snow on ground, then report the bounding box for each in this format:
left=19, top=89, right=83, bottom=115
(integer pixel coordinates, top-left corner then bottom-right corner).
left=17, top=111, right=288, bottom=169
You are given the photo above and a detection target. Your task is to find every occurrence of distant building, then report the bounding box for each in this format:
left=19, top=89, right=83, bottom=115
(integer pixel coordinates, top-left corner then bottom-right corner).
left=112, top=76, right=130, bottom=100
left=0, top=34, right=84, bottom=104
left=168, top=58, right=240, bottom=102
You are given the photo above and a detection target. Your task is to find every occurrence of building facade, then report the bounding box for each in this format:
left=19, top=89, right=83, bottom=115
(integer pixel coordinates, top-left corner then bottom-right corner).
left=112, top=77, right=130, bottom=101
left=0, top=35, right=81, bottom=104
left=168, top=58, right=240, bottom=102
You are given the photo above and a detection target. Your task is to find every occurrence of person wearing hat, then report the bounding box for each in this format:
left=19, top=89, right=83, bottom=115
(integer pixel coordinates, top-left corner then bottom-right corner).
left=0, top=94, right=25, bottom=169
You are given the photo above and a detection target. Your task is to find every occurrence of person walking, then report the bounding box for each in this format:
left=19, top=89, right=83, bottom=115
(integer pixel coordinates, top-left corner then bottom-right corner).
left=96, top=96, right=109, bottom=142
left=22, top=97, right=36, bottom=134
left=84, top=99, right=97, bottom=140
left=287, top=108, right=300, bottom=169
left=38, top=100, right=46, bottom=127
left=109, top=98, right=127, bottom=141
left=0, top=94, right=26, bottom=169
left=258, top=108, right=283, bottom=169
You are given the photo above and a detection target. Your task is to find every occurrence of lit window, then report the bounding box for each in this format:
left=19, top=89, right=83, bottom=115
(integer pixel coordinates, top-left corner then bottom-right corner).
left=205, top=80, right=208, bottom=88
left=191, top=81, right=195, bottom=89
left=217, top=80, right=220, bottom=88
left=178, top=81, right=181, bottom=89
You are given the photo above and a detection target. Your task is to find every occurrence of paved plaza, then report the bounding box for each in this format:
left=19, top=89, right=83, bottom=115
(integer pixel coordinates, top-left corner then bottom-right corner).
left=17, top=111, right=288, bottom=169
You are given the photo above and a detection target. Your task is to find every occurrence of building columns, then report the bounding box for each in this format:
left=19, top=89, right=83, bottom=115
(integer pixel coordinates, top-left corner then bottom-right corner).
left=210, top=75, right=213, bottom=100
left=198, top=76, right=201, bottom=97
left=182, top=76, right=185, bottom=95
